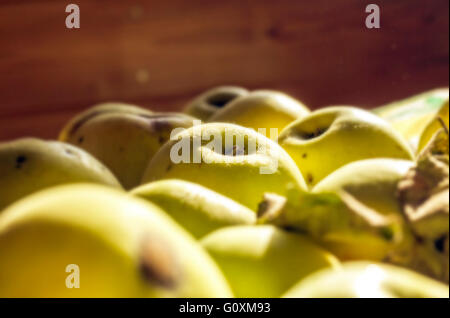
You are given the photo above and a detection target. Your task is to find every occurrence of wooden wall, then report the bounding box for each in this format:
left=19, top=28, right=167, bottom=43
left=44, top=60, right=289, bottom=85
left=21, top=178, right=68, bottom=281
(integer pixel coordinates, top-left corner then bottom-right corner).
left=0, top=0, right=448, bottom=141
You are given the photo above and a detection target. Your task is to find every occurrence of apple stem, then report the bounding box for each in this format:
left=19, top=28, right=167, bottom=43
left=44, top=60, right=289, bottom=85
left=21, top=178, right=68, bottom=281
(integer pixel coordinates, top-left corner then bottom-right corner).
left=257, top=193, right=287, bottom=224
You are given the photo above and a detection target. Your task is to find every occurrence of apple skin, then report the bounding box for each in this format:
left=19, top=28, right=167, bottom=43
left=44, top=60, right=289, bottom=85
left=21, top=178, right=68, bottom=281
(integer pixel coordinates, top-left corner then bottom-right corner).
left=141, top=123, right=307, bottom=212
left=184, top=86, right=249, bottom=121
left=283, top=261, right=449, bottom=298
left=59, top=102, right=154, bottom=141
left=209, top=90, right=310, bottom=140
left=278, top=106, right=414, bottom=188
left=60, top=111, right=196, bottom=190
left=373, top=88, right=449, bottom=151
left=313, top=158, right=415, bottom=217
left=0, top=138, right=122, bottom=212
left=259, top=158, right=446, bottom=279
left=131, top=179, right=256, bottom=239
left=201, top=225, right=340, bottom=298
left=0, top=184, right=233, bottom=297
left=311, top=158, right=416, bottom=261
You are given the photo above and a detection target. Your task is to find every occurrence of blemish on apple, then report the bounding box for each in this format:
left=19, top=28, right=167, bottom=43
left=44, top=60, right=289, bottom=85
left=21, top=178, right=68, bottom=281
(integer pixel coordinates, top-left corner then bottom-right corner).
left=139, top=237, right=180, bottom=288
left=15, top=155, right=27, bottom=169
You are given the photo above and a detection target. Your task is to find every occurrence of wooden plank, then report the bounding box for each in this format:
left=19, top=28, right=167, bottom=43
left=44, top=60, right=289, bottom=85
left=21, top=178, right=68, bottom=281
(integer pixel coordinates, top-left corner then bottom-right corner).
left=0, top=0, right=448, bottom=140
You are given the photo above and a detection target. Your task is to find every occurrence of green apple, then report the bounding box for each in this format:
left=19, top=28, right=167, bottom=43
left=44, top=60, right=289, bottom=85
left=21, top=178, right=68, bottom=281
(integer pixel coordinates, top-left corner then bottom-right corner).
left=258, top=158, right=416, bottom=261
left=0, top=138, right=121, bottom=212
left=313, top=158, right=415, bottom=217
left=131, top=179, right=256, bottom=239
left=283, top=261, right=449, bottom=298
left=184, top=86, right=249, bottom=121
left=141, top=123, right=307, bottom=211
left=0, top=184, right=233, bottom=297
left=209, top=90, right=309, bottom=140
left=278, top=106, right=414, bottom=187
left=59, top=102, right=154, bottom=141
left=201, top=225, right=340, bottom=297
left=60, top=111, right=196, bottom=190
left=373, top=88, right=449, bottom=151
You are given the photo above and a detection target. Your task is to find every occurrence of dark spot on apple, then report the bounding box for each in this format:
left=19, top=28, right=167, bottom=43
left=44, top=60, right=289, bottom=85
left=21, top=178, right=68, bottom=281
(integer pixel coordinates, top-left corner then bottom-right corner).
left=298, top=127, right=327, bottom=140
left=150, top=119, right=172, bottom=132
left=166, top=164, right=172, bottom=172
left=283, top=226, right=298, bottom=233
left=206, top=92, right=239, bottom=108
left=15, top=155, right=27, bottom=169
left=158, top=136, right=165, bottom=145
left=69, top=111, right=102, bottom=136
left=415, top=236, right=424, bottom=244
left=306, top=173, right=314, bottom=184
left=302, top=153, right=307, bottom=159
left=78, top=136, right=84, bottom=144
left=256, top=200, right=269, bottom=219
left=434, top=235, right=447, bottom=253
left=139, top=237, right=179, bottom=289
left=379, top=227, right=394, bottom=241
left=118, top=146, right=125, bottom=153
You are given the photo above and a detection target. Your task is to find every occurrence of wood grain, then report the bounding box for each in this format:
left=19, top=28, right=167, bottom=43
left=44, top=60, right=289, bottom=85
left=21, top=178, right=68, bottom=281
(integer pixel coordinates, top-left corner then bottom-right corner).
left=0, top=0, right=448, bottom=140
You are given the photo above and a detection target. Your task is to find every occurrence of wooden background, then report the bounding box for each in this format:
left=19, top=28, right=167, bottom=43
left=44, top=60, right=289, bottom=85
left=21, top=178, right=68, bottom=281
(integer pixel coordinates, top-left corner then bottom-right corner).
left=0, top=0, right=448, bottom=141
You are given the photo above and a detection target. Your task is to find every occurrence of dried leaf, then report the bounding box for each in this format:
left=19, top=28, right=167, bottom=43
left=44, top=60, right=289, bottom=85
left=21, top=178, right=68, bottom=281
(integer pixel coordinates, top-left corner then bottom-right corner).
left=398, top=155, right=449, bottom=239
left=396, top=130, right=449, bottom=282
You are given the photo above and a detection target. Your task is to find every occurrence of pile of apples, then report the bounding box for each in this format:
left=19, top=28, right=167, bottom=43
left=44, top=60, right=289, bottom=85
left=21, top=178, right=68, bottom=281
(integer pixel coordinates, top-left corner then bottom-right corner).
left=0, top=87, right=448, bottom=298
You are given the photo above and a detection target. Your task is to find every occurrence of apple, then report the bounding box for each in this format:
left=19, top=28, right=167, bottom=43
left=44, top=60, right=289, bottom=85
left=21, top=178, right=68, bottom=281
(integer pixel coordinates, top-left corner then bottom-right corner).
left=209, top=90, right=309, bottom=140
left=184, top=86, right=249, bottom=121
left=278, top=106, right=414, bottom=187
